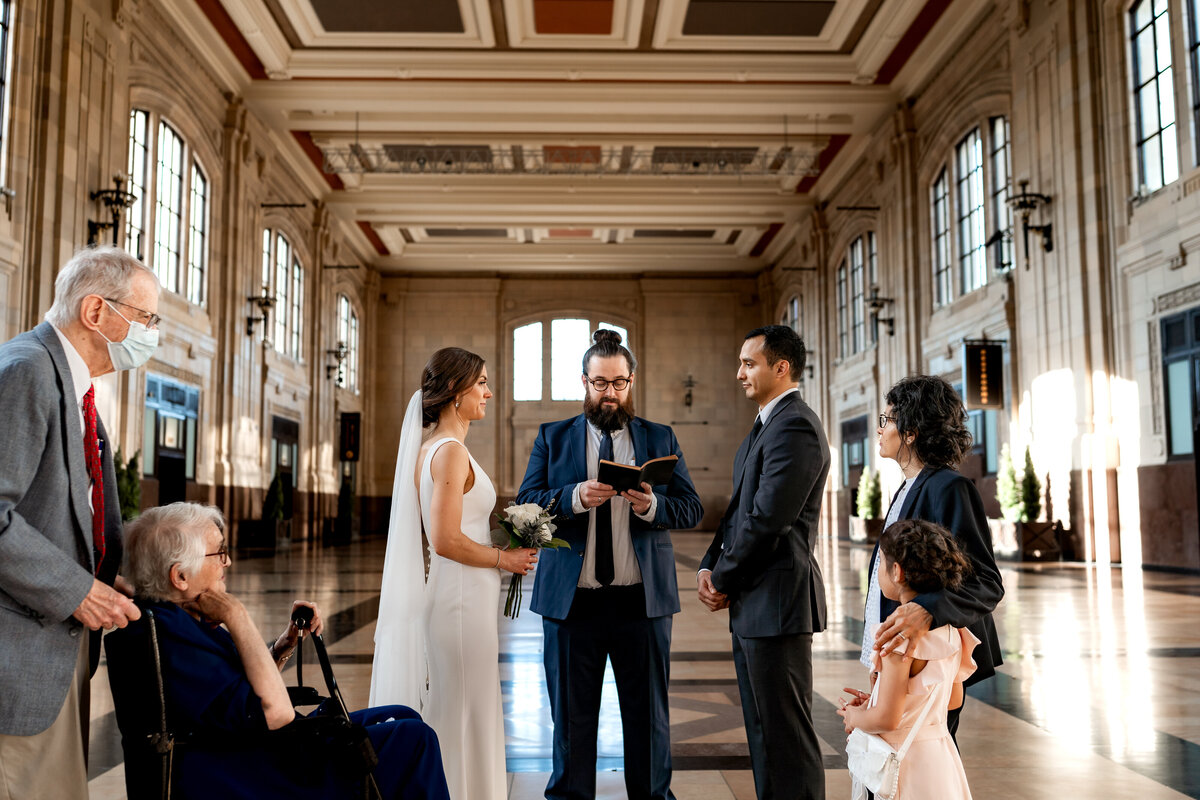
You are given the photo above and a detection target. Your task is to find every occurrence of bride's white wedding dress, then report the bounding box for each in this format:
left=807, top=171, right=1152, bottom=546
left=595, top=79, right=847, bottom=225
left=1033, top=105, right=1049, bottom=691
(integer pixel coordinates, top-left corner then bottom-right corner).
left=420, top=437, right=506, bottom=800
left=369, top=392, right=506, bottom=800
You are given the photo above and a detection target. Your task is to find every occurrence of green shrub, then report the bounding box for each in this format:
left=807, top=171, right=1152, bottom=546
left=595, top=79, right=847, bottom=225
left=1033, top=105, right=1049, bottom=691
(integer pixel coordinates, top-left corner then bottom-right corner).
left=113, top=447, right=142, bottom=521
left=855, top=467, right=881, bottom=519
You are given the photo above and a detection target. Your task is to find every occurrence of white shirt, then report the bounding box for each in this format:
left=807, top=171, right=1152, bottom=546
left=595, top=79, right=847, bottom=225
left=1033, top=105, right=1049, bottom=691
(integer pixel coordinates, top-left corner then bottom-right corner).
left=571, top=421, right=658, bottom=588
left=756, top=386, right=799, bottom=428
left=51, top=324, right=96, bottom=513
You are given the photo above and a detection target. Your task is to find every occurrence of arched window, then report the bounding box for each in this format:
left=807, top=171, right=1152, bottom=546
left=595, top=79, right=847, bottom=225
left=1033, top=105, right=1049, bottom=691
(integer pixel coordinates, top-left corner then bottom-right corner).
left=1130, top=0, right=1178, bottom=192
left=837, top=233, right=875, bottom=357
left=126, top=109, right=209, bottom=305
left=780, top=295, right=801, bottom=333
left=0, top=2, right=14, bottom=191
left=259, top=229, right=305, bottom=360
left=337, top=294, right=360, bottom=392
left=513, top=317, right=629, bottom=402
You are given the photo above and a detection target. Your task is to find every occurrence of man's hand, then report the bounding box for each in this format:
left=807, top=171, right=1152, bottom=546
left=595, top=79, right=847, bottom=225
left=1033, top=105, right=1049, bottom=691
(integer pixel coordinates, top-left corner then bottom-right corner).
left=621, top=482, right=654, bottom=516
left=72, top=579, right=141, bottom=630
left=874, top=601, right=933, bottom=657
left=113, top=574, right=136, bottom=598
left=697, top=569, right=729, bottom=611
left=579, top=479, right=617, bottom=509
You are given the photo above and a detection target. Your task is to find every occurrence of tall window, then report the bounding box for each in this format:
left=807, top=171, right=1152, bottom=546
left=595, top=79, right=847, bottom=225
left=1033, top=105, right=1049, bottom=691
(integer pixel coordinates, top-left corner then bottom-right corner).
left=513, top=317, right=629, bottom=402
left=1189, top=0, right=1200, bottom=161
left=126, top=109, right=210, bottom=304
left=956, top=129, right=986, bottom=294
left=849, top=237, right=865, bottom=354
left=867, top=232, right=879, bottom=345
left=337, top=295, right=360, bottom=392
left=836, top=262, right=848, bottom=359
left=1130, top=0, right=1179, bottom=192
left=262, top=230, right=304, bottom=360
left=0, top=2, right=14, bottom=189
left=989, top=117, right=1014, bottom=273
left=932, top=170, right=951, bottom=307
left=1162, top=308, right=1200, bottom=457
left=780, top=295, right=801, bottom=333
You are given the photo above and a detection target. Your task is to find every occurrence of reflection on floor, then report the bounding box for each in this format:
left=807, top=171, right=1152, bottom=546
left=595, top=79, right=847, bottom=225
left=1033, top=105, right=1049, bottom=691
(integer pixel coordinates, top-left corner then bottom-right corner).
left=86, top=531, right=1199, bottom=799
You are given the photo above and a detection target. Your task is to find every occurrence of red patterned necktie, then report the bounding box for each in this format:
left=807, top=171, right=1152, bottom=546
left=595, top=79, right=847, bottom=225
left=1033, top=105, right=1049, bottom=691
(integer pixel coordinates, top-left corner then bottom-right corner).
left=82, top=386, right=105, bottom=573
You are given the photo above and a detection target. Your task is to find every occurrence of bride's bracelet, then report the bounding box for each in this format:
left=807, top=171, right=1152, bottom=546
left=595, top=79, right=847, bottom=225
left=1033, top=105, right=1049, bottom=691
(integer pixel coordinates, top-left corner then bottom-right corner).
left=493, top=547, right=502, bottom=568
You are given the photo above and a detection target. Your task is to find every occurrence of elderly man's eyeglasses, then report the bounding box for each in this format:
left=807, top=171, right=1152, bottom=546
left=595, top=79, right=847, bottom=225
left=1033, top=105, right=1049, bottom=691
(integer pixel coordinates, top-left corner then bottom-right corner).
left=204, top=546, right=231, bottom=566
left=104, top=298, right=161, bottom=330
left=878, top=414, right=896, bottom=428
left=586, top=377, right=630, bottom=391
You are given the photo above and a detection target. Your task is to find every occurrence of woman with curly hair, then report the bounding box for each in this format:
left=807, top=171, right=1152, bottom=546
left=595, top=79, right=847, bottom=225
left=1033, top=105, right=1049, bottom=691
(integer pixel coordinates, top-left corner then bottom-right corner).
left=839, top=520, right=979, bottom=799
left=853, top=375, right=1004, bottom=742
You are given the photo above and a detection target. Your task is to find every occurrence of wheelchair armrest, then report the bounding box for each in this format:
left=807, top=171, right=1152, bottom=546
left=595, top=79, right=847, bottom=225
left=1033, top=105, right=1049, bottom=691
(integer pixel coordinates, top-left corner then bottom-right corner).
left=287, top=685, right=326, bottom=707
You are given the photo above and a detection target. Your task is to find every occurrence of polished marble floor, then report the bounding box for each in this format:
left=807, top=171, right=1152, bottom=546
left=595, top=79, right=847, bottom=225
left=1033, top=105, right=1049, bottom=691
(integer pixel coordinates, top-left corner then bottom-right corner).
left=85, top=530, right=1200, bottom=799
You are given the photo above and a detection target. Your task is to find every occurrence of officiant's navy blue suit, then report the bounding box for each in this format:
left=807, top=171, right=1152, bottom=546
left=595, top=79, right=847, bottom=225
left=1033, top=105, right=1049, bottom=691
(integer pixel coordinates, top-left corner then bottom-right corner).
left=518, top=414, right=703, bottom=800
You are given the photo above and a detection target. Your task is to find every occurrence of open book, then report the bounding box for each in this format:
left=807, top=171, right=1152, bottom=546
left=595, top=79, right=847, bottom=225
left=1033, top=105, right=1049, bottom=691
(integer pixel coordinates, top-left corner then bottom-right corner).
left=597, top=455, right=679, bottom=493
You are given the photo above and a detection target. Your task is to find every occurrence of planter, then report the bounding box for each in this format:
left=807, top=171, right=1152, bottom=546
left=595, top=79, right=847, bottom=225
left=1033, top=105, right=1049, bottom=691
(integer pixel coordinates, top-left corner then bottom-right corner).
left=849, top=516, right=884, bottom=544
left=989, top=519, right=1060, bottom=561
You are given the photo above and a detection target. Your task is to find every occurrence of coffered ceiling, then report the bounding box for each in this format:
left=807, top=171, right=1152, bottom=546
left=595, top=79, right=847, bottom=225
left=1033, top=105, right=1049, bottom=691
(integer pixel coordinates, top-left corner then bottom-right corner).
left=169, top=0, right=988, bottom=274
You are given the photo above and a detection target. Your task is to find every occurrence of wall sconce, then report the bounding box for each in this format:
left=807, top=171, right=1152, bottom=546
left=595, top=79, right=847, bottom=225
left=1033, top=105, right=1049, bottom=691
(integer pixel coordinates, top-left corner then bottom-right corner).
left=87, top=175, right=137, bottom=247
left=1008, top=179, right=1052, bottom=269
left=798, top=348, right=815, bottom=382
left=326, top=341, right=349, bottom=385
left=246, top=286, right=275, bottom=337
left=866, top=285, right=895, bottom=338
left=682, top=374, right=696, bottom=408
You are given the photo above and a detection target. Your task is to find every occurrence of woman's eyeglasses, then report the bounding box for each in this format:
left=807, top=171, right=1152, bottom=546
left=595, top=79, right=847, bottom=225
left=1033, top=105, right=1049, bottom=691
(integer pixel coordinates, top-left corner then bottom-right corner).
left=878, top=414, right=896, bottom=428
left=204, top=546, right=231, bottom=566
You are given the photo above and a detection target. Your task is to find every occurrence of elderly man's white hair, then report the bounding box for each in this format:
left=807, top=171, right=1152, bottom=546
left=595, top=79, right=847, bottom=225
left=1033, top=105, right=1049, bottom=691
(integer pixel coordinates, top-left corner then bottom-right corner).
left=123, top=503, right=225, bottom=603
left=44, top=245, right=159, bottom=328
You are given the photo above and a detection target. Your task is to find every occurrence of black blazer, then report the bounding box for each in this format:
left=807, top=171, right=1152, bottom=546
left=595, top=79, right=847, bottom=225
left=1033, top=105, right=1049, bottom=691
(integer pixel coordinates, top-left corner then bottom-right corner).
left=700, top=391, right=830, bottom=638
left=870, top=466, right=1004, bottom=686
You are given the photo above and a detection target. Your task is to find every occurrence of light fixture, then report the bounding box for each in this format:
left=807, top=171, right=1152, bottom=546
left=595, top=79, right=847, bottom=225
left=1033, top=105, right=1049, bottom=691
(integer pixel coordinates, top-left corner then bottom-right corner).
left=866, top=286, right=895, bottom=338
left=88, top=175, right=138, bottom=247
left=1008, top=180, right=1053, bottom=269
left=246, top=286, right=275, bottom=337
left=682, top=374, right=696, bottom=408
left=326, top=341, right=349, bottom=385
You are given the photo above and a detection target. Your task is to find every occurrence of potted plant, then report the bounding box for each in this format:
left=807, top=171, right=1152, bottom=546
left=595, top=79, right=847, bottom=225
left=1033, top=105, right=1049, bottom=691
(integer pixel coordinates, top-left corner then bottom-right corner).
left=849, top=468, right=884, bottom=543
left=993, top=444, right=1057, bottom=560
left=113, top=447, right=142, bottom=521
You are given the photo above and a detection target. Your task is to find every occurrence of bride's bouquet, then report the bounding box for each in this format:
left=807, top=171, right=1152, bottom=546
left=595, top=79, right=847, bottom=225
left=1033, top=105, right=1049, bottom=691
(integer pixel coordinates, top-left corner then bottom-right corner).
left=491, top=500, right=568, bottom=618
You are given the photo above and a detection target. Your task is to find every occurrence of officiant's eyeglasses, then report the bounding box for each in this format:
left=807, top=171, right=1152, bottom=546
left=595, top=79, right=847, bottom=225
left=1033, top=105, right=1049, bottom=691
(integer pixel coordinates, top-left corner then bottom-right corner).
left=586, top=377, right=631, bottom=391
left=204, top=546, right=231, bottom=566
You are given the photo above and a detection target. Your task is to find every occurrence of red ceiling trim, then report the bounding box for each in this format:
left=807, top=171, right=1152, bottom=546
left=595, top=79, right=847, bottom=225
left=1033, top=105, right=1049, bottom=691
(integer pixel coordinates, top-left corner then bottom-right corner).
left=873, top=0, right=954, bottom=85
left=290, top=131, right=345, bottom=191
left=193, top=0, right=268, bottom=80
left=357, top=221, right=390, bottom=256
left=750, top=222, right=783, bottom=258
left=795, top=134, right=849, bottom=195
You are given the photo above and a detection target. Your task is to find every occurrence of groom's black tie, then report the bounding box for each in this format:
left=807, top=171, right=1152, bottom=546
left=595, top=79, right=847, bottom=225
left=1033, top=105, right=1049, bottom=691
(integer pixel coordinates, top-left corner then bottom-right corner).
left=750, top=416, right=763, bottom=442
left=595, top=430, right=615, bottom=586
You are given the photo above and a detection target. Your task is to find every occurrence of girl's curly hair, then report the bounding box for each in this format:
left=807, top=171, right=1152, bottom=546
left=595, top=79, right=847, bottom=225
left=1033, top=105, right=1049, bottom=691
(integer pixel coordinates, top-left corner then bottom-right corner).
left=878, top=518, right=972, bottom=594
left=885, top=375, right=973, bottom=469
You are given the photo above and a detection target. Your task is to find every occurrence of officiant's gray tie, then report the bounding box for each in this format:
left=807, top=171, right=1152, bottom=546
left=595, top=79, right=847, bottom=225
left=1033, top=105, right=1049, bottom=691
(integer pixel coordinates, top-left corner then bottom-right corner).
left=595, top=430, right=615, bottom=586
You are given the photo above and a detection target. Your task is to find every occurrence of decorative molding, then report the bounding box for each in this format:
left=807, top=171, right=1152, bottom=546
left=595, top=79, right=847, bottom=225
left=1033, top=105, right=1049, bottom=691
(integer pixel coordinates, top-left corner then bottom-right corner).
left=1148, top=321, right=1162, bottom=436
left=1153, top=282, right=1200, bottom=313
left=146, top=359, right=204, bottom=387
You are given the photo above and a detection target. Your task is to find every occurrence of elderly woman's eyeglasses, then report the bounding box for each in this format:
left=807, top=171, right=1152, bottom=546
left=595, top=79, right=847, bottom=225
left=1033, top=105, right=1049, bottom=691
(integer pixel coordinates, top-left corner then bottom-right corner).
left=878, top=414, right=896, bottom=428
left=204, top=546, right=231, bottom=566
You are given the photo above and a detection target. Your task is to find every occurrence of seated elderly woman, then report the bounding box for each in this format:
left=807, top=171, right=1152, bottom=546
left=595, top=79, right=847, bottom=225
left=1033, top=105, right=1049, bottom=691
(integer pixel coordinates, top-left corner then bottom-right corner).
left=105, top=502, right=450, bottom=800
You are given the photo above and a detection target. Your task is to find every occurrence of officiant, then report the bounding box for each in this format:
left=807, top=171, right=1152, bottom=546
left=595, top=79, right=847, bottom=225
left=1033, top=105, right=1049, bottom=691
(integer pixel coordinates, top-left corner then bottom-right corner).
left=517, top=329, right=703, bottom=800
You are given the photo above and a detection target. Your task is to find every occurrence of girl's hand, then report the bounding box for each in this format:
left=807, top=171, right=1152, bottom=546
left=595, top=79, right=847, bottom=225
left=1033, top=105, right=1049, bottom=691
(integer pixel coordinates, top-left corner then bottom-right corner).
left=499, top=547, right=539, bottom=575
left=836, top=699, right=858, bottom=734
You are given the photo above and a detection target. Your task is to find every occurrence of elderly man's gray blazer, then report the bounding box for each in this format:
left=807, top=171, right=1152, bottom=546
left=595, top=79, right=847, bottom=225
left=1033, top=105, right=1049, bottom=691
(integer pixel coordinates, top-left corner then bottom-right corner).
left=0, top=322, right=123, bottom=736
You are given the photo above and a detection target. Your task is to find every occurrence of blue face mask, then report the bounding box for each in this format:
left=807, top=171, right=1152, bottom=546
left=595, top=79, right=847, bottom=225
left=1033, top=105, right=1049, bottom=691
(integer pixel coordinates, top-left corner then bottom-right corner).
left=100, top=300, right=159, bottom=370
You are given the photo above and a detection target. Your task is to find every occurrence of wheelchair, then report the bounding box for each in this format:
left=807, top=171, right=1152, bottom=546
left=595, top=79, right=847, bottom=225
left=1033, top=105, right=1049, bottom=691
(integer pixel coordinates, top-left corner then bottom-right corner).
left=105, top=605, right=382, bottom=800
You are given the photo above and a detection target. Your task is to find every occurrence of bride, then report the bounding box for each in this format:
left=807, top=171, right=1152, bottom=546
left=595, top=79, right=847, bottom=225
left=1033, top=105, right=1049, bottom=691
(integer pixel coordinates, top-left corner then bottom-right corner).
left=370, top=347, right=539, bottom=799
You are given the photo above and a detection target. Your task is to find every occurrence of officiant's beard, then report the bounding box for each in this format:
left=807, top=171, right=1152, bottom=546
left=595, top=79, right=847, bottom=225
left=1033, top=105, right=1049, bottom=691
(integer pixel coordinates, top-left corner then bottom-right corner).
left=584, top=393, right=635, bottom=432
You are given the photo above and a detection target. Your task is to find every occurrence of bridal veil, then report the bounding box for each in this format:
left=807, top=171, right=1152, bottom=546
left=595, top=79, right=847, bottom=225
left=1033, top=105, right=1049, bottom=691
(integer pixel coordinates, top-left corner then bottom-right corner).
left=368, top=390, right=429, bottom=711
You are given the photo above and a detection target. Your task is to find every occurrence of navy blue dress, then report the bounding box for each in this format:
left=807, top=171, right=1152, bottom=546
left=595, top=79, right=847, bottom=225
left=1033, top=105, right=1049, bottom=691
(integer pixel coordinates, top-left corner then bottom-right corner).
left=105, top=602, right=450, bottom=800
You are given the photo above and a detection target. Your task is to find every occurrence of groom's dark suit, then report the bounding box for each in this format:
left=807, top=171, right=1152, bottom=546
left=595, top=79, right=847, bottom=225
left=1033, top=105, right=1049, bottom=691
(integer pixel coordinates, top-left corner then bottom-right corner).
left=518, top=414, right=702, bottom=800
left=700, top=390, right=829, bottom=800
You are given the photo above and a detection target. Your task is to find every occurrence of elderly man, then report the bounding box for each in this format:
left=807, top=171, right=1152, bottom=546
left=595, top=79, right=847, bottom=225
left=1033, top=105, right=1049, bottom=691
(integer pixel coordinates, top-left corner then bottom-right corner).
left=0, top=246, right=157, bottom=799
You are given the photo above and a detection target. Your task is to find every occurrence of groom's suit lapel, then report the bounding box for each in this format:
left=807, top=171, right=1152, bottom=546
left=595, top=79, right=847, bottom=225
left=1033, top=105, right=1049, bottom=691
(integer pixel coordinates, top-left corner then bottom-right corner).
left=732, top=392, right=797, bottom=497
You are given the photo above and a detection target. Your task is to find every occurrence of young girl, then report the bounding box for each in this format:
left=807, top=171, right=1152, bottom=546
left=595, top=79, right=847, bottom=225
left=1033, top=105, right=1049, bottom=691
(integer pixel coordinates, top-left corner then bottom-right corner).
left=837, top=519, right=979, bottom=799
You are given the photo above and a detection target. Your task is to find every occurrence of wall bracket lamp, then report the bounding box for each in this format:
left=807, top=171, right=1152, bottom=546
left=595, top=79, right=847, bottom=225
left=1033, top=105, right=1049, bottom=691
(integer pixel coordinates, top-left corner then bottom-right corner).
left=326, top=341, right=349, bottom=385
left=87, top=175, right=137, bottom=247
left=246, top=286, right=275, bottom=337
left=682, top=374, right=696, bottom=408
left=866, top=286, right=895, bottom=338
left=1008, top=179, right=1053, bottom=269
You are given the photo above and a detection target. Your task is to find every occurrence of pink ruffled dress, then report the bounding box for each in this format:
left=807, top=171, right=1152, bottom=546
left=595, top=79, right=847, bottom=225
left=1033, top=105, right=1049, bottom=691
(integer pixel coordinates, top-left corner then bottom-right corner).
left=864, top=624, right=979, bottom=799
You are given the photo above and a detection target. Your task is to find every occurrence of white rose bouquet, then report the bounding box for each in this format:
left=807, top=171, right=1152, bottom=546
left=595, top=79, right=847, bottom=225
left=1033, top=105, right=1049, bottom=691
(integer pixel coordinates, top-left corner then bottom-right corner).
left=491, top=500, right=568, bottom=618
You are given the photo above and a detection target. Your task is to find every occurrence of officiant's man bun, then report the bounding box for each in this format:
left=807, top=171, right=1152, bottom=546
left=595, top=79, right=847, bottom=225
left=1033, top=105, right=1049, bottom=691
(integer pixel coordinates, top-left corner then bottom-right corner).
left=582, top=328, right=637, bottom=375
left=422, top=346, right=485, bottom=426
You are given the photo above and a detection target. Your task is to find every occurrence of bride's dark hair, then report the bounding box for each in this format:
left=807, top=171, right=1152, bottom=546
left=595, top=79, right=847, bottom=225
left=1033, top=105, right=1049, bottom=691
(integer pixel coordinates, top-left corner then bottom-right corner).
left=422, top=347, right=485, bottom=427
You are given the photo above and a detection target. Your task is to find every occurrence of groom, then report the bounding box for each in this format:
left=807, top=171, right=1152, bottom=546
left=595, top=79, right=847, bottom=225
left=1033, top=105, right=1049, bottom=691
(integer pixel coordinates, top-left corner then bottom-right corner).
left=698, top=325, right=829, bottom=800
left=517, top=329, right=703, bottom=800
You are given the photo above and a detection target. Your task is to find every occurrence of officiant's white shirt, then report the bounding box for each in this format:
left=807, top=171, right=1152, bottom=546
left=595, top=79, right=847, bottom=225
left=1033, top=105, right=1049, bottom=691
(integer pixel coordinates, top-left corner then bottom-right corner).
left=571, top=420, right=658, bottom=588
